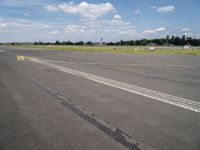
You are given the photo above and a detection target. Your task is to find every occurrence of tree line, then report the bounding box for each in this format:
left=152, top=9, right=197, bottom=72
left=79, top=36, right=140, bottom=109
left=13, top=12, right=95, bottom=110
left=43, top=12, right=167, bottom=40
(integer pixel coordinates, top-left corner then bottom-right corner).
left=33, top=35, right=200, bottom=46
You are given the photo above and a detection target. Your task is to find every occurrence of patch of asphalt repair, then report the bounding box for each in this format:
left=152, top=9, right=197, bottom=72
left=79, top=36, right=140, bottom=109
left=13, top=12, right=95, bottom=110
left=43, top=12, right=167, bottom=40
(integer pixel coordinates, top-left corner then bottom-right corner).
left=12, top=65, right=151, bottom=150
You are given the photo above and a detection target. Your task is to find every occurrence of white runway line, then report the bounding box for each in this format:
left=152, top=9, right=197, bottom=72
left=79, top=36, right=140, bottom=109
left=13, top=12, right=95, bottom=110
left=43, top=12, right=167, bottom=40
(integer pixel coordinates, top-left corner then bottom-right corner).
left=45, top=60, right=75, bottom=64
left=30, top=58, right=200, bottom=113
left=0, top=50, right=4, bottom=53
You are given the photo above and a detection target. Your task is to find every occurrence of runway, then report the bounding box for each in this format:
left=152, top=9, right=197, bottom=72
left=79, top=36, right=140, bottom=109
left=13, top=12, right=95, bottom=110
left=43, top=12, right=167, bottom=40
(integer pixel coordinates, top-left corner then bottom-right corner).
left=1, top=46, right=200, bottom=150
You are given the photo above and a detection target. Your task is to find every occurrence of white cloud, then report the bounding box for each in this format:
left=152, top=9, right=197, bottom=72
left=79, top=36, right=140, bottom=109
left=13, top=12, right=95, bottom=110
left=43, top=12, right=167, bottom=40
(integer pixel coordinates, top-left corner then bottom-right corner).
left=182, top=28, right=191, bottom=32
left=0, top=17, right=52, bottom=42
left=134, top=9, right=141, bottom=15
left=44, top=25, right=50, bottom=29
left=120, top=30, right=136, bottom=35
left=24, top=12, right=31, bottom=17
left=0, top=18, right=49, bottom=31
left=183, top=32, right=193, bottom=37
left=150, top=6, right=157, bottom=9
left=113, top=14, right=122, bottom=20
left=82, top=18, right=134, bottom=32
left=157, top=6, right=175, bottom=13
left=79, top=17, right=137, bottom=39
left=143, top=30, right=154, bottom=34
left=143, top=27, right=166, bottom=34
left=45, top=4, right=58, bottom=11
left=64, top=25, right=86, bottom=33
left=0, top=23, right=8, bottom=28
left=155, top=27, right=166, bottom=32
left=45, top=2, right=115, bottom=18
left=49, top=30, right=59, bottom=34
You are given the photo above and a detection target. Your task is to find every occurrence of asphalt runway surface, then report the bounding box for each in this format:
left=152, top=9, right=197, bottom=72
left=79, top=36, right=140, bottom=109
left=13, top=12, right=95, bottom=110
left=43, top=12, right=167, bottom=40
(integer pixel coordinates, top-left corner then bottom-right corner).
left=0, top=46, right=200, bottom=150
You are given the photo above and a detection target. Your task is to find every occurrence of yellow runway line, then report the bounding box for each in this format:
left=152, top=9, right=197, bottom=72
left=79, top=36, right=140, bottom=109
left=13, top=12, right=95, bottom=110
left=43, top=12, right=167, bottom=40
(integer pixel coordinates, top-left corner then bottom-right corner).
left=16, top=56, right=36, bottom=61
left=16, top=56, right=25, bottom=61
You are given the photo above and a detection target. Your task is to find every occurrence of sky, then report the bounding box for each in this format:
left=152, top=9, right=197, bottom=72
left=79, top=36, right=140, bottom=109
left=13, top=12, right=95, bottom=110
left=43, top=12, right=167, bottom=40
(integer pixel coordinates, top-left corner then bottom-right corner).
left=0, top=0, right=200, bottom=42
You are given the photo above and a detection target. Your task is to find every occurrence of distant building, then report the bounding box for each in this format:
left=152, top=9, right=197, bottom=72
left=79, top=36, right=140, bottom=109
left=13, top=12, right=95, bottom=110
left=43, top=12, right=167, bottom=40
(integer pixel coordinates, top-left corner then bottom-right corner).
left=148, top=43, right=157, bottom=51
left=184, top=45, right=191, bottom=49
left=148, top=43, right=158, bottom=46
left=149, top=47, right=156, bottom=51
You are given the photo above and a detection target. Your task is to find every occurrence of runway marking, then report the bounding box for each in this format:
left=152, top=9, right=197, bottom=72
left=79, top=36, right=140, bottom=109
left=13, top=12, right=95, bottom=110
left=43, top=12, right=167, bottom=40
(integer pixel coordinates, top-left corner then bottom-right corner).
left=45, top=60, right=75, bottom=64
left=16, top=56, right=36, bottom=61
left=16, top=56, right=25, bottom=61
left=0, top=50, right=4, bottom=53
left=29, top=58, right=200, bottom=113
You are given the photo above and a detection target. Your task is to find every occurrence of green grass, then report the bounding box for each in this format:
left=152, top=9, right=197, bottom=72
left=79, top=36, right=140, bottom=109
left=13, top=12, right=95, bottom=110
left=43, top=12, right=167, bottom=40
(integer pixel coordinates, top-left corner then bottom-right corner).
left=10, top=45, right=200, bottom=55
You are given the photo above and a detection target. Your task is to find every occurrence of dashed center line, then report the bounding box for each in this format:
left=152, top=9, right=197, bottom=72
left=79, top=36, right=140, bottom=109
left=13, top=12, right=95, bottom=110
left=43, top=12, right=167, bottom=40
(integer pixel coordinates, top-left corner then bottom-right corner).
left=29, top=57, right=200, bottom=113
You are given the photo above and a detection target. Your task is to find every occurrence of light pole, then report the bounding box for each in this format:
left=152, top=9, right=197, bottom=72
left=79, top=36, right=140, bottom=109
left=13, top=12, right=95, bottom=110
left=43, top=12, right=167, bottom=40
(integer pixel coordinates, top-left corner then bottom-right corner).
left=100, top=37, right=103, bottom=45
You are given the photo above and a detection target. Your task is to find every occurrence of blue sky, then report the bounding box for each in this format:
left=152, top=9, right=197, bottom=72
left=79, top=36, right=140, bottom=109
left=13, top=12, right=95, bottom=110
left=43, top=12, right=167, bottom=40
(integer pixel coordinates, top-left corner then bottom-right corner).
left=0, top=0, right=200, bottom=42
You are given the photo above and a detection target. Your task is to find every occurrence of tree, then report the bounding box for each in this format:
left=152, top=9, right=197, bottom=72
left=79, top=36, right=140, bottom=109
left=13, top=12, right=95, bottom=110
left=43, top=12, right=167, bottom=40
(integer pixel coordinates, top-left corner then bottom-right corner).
left=32, top=36, right=200, bottom=47
left=174, top=37, right=181, bottom=45
left=166, top=35, right=169, bottom=45
left=152, top=39, right=164, bottom=45
left=86, top=41, right=93, bottom=45
left=181, top=35, right=186, bottom=45
left=190, top=39, right=200, bottom=46
left=38, top=41, right=44, bottom=45
left=66, top=41, right=74, bottom=45
left=126, top=40, right=135, bottom=46
left=107, top=42, right=114, bottom=45
left=170, top=35, right=175, bottom=45
left=55, top=40, right=60, bottom=45
left=186, top=37, right=192, bottom=45
left=120, top=40, right=125, bottom=45
left=140, top=39, right=149, bottom=46
left=75, top=41, right=84, bottom=45
left=135, top=40, right=141, bottom=45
